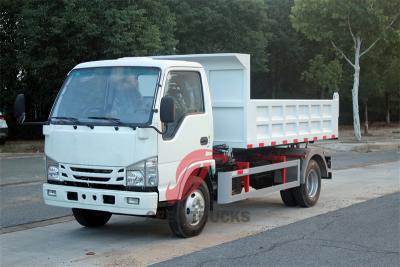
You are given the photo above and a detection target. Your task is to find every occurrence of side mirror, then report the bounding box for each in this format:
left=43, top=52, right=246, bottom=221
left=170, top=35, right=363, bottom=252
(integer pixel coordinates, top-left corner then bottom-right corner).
left=160, top=96, right=175, bottom=123
left=14, top=94, right=26, bottom=124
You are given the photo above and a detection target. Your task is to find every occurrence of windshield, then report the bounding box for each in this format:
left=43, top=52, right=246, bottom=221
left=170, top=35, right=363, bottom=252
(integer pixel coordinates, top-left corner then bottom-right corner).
left=51, top=67, right=160, bottom=125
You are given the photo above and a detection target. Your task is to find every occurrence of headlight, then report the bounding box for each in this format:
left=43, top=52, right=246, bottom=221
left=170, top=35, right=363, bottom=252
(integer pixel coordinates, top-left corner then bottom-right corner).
left=126, top=170, right=145, bottom=187
left=46, top=156, right=61, bottom=181
left=126, top=157, right=158, bottom=187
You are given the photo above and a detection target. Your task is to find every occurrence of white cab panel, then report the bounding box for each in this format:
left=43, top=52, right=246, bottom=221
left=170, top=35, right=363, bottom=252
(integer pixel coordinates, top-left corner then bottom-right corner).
left=43, top=124, right=157, bottom=167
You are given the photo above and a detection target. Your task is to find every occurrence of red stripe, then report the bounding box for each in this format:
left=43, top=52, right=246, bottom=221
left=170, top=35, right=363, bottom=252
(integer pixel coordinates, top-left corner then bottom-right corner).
left=323, top=135, right=327, bottom=140
left=271, top=141, right=277, bottom=146
left=259, top=143, right=265, bottom=147
left=282, top=140, right=288, bottom=144
left=304, top=138, right=308, bottom=142
left=331, top=134, right=336, bottom=139
left=247, top=144, right=253, bottom=149
left=313, top=137, right=318, bottom=141
left=293, top=139, right=298, bottom=143
left=237, top=169, right=243, bottom=175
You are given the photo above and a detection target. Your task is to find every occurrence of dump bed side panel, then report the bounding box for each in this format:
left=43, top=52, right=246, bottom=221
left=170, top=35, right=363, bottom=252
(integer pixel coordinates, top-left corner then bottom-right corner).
left=246, top=94, right=339, bottom=148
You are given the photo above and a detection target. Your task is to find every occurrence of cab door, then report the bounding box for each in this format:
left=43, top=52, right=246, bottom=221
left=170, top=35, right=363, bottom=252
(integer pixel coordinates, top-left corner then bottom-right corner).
left=157, top=68, right=213, bottom=202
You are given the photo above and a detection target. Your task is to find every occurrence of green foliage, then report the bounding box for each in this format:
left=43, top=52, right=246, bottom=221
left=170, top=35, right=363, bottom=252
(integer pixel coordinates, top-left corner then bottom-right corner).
left=0, top=0, right=23, bottom=113
left=167, top=0, right=270, bottom=72
left=1, top=0, right=399, bottom=130
left=291, top=0, right=400, bottom=45
left=1, top=0, right=177, bottom=118
left=302, top=55, right=343, bottom=98
left=291, top=0, right=400, bottom=126
left=262, top=0, right=308, bottom=98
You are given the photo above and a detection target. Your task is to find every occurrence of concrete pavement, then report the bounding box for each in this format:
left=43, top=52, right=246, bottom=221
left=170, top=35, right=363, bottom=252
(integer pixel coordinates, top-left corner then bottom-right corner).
left=0, top=154, right=44, bottom=186
left=0, top=183, right=71, bottom=228
left=0, top=160, right=399, bottom=266
left=0, top=155, right=71, bottom=228
left=155, top=193, right=400, bottom=267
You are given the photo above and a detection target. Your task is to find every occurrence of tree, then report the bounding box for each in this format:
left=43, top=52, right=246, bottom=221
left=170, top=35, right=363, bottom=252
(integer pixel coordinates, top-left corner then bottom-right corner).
left=0, top=0, right=23, bottom=114
left=263, top=0, right=316, bottom=99
left=291, top=0, right=400, bottom=141
left=167, top=0, right=270, bottom=72
left=302, top=54, right=342, bottom=99
left=382, top=42, right=400, bottom=124
left=358, top=52, right=382, bottom=134
left=12, top=0, right=177, bottom=120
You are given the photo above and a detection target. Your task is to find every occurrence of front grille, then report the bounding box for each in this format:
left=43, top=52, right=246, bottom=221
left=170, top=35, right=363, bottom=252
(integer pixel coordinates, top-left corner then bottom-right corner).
left=53, top=180, right=126, bottom=190
left=70, top=167, right=112, bottom=174
left=73, top=175, right=111, bottom=182
left=60, top=164, right=126, bottom=185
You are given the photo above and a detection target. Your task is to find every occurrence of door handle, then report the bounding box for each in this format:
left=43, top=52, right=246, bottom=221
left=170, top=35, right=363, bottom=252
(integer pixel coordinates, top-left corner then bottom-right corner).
left=200, top=136, right=208, bottom=145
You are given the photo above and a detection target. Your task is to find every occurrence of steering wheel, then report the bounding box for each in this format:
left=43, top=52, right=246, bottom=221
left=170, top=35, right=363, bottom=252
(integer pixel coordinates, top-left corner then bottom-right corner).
left=83, top=107, right=103, bottom=117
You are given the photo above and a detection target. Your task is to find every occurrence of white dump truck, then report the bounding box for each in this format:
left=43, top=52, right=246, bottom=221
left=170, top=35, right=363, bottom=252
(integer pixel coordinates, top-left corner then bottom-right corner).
left=14, top=53, right=339, bottom=237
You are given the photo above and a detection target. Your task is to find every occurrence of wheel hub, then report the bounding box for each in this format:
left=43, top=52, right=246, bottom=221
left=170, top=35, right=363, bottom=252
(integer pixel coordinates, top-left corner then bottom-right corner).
left=306, top=169, right=319, bottom=199
left=184, top=189, right=205, bottom=226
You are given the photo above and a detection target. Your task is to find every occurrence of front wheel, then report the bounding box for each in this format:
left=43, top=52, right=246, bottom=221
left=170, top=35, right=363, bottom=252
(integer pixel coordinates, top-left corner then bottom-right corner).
left=292, top=160, right=321, bottom=207
left=72, top=208, right=112, bottom=227
left=167, top=177, right=210, bottom=237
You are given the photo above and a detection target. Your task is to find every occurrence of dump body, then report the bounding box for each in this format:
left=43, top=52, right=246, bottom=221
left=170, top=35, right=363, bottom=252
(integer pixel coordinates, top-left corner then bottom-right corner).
left=155, top=54, right=339, bottom=148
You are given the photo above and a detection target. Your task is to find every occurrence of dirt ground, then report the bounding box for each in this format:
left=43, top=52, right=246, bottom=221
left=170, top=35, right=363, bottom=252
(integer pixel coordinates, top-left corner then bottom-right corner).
left=0, top=140, right=44, bottom=153
left=338, top=123, right=400, bottom=143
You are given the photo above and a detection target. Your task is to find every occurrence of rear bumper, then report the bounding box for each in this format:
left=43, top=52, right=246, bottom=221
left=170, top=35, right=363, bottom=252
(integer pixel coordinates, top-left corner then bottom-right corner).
left=43, top=183, right=158, bottom=215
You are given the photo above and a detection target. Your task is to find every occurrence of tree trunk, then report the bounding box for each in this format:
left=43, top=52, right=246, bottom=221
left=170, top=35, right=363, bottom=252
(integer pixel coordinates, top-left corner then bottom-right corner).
left=364, top=101, right=369, bottom=135
left=385, top=92, right=391, bottom=124
left=352, top=38, right=362, bottom=141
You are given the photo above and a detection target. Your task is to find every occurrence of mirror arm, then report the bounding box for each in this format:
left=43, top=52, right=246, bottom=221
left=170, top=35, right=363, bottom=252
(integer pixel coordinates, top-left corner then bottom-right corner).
left=140, top=124, right=168, bottom=135
left=21, top=121, right=49, bottom=125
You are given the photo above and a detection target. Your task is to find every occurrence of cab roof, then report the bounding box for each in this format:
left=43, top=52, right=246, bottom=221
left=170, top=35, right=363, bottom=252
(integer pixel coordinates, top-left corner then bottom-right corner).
left=73, top=57, right=203, bottom=70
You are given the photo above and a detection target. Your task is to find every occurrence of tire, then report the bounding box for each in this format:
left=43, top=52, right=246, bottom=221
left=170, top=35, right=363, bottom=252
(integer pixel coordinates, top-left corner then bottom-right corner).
left=0, top=138, right=5, bottom=145
left=72, top=208, right=112, bottom=227
left=280, top=189, right=297, bottom=206
left=167, top=176, right=210, bottom=238
left=293, top=160, right=321, bottom=207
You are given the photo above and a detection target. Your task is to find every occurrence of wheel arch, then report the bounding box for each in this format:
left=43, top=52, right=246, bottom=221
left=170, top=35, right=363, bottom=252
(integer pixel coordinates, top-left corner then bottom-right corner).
left=183, top=166, right=215, bottom=210
left=300, top=150, right=329, bottom=183
left=310, top=154, right=328, bottom=177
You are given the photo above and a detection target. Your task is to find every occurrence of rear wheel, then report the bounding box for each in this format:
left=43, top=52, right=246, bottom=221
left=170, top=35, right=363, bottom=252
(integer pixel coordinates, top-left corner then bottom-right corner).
left=167, top=177, right=210, bottom=237
left=293, top=160, right=321, bottom=207
left=280, top=189, right=297, bottom=206
left=72, top=208, right=112, bottom=227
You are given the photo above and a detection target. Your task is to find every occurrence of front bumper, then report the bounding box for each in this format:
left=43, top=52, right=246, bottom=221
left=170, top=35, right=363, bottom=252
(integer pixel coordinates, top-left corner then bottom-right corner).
left=43, top=183, right=158, bottom=215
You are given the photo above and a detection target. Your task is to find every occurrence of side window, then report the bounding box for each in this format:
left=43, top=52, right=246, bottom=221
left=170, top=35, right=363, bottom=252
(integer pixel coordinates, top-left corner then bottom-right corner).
left=163, top=71, right=204, bottom=139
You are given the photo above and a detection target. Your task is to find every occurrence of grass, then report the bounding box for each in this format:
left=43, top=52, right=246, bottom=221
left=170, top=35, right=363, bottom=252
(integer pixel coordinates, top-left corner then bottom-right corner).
left=0, top=140, right=44, bottom=153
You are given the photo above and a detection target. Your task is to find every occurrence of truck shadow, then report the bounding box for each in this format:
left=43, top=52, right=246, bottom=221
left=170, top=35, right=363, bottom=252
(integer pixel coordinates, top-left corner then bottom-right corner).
left=68, top=216, right=173, bottom=240
left=67, top=197, right=291, bottom=240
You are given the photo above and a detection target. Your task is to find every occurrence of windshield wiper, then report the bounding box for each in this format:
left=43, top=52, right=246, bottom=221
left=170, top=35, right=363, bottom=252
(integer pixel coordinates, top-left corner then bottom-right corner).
left=51, top=116, right=80, bottom=123
left=87, top=116, right=122, bottom=123
left=88, top=117, right=165, bottom=133
left=51, top=116, right=94, bottom=129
